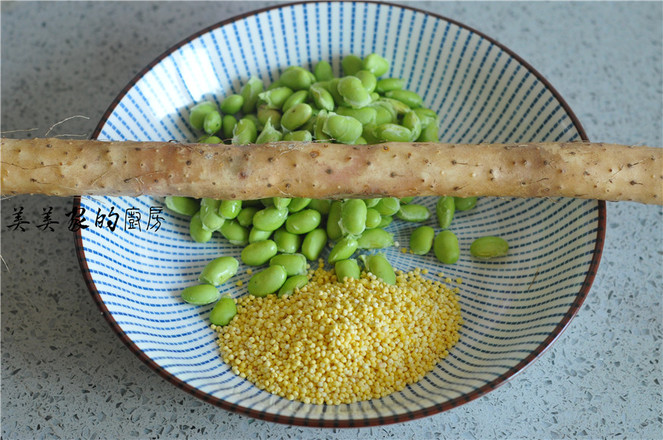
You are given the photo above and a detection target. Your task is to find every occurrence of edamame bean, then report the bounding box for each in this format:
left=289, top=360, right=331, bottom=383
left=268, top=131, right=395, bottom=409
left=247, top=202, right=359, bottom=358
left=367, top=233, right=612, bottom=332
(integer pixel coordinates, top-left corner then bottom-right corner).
left=377, top=215, right=393, bottom=229
left=255, top=119, right=283, bottom=144
left=222, top=115, right=237, bottom=140
left=414, top=108, right=437, bottom=127
left=455, top=196, right=477, bottom=211
left=385, top=89, right=423, bottom=108
left=365, top=208, right=382, bottom=229
left=308, top=199, right=332, bottom=216
left=269, top=253, right=307, bottom=276
left=337, top=76, right=372, bottom=109
left=236, top=206, right=259, bottom=227
left=273, top=228, right=302, bottom=253
left=285, top=209, right=322, bottom=234
left=282, top=90, right=309, bottom=113
left=241, top=240, right=278, bottom=266
left=434, top=230, right=460, bottom=264
left=322, top=114, right=363, bottom=144
left=375, top=197, right=400, bottom=216
left=314, top=110, right=331, bottom=140
left=258, top=86, right=293, bottom=109
left=336, top=106, right=377, bottom=125
left=165, top=196, right=199, bottom=216
left=181, top=284, right=220, bottom=305
left=402, top=110, right=422, bottom=141
left=277, top=274, right=309, bottom=298
left=409, top=226, right=435, bottom=255
left=340, top=199, right=367, bottom=236
left=400, top=196, right=415, bottom=204
left=364, top=198, right=381, bottom=208
left=232, top=118, right=257, bottom=145
left=248, top=227, right=272, bottom=243
left=248, top=265, right=288, bottom=297
left=281, top=103, right=313, bottom=131
left=376, top=123, right=411, bottom=142
left=470, top=236, right=509, bottom=259
left=342, top=54, right=363, bottom=75
left=375, top=78, right=404, bottom=94
left=283, top=130, right=313, bottom=142
left=363, top=53, right=390, bottom=77
left=287, top=198, right=312, bottom=213
left=310, top=83, right=335, bottom=111
left=334, top=258, right=360, bottom=281
left=219, top=200, right=242, bottom=219
left=436, top=196, right=455, bottom=229
left=219, top=220, right=249, bottom=246
left=252, top=206, right=289, bottom=231
left=372, top=101, right=396, bottom=124
left=279, top=66, right=313, bottom=91
left=220, top=94, right=244, bottom=114
left=417, top=120, right=439, bottom=141
left=257, top=105, right=282, bottom=129
left=354, top=70, right=377, bottom=93
left=326, top=200, right=344, bottom=241
left=301, top=228, right=328, bottom=261
left=199, top=256, right=239, bottom=285
left=189, top=101, right=217, bottom=131
left=189, top=211, right=213, bottom=243
left=199, top=135, right=222, bottom=144
left=200, top=198, right=224, bottom=231
left=240, top=76, right=264, bottom=113
left=357, top=228, right=394, bottom=249
left=381, top=97, right=410, bottom=115
left=328, top=236, right=359, bottom=263
left=363, top=253, right=396, bottom=284
left=272, top=197, right=291, bottom=210
left=209, top=296, right=237, bottom=326
left=396, top=203, right=431, bottom=222
left=314, top=60, right=334, bottom=81
left=203, top=110, right=222, bottom=135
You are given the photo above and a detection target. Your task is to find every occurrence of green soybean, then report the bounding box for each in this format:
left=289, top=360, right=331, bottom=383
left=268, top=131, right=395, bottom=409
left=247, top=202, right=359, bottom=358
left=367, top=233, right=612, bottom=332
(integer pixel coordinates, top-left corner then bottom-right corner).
left=385, top=89, right=423, bottom=108
left=189, top=101, right=217, bottom=131
left=337, top=76, right=372, bottom=108
left=354, top=70, right=377, bottom=93
left=326, top=200, right=344, bottom=241
left=301, top=228, right=328, bottom=261
left=409, top=226, right=435, bottom=255
left=281, top=103, right=313, bottom=131
left=189, top=211, right=213, bottom=243
left=308, top=199, right=332, bottom=216
left=375, top=78, right=404, bottom=94
left=209, top=296, right=237, bottom=326
left=340, top=199, right=367, bottom=236
left=357, top=228, right=394, bottom=249
left=396, top=204, right=431, bottom=222
left=257, top=105, right=282, bottom=129
left=232, top=117, right=257, bottom=145
left=328, top=236, right=359, bottom=263
left=218, top=200, right=242, bottom=219
left=310, top=83, right=335, bottom=111
left=248, top=265, right=288, bottom=297
left=336, top=106, right=377, bottom=125
left=248, top=227, right=272, bottom=243
left=199, top=256, right=239, bottom=285
left=375, top=197, right=400, bottom=216
left=376, top=123, right=411, bottom=142
left=272, top=197, right=291, bottom=210
left=277, top=274, right=309, bottom=298
left=165, top=196, right=199, bottom=217
left=219, top=220, right=249, bottom=246
left=417, top=120, right=439, bottom=142
left=200, top=198, right=224, bottom=231
left=400, top=196, right=415, bottom=204
left=273, top=228, right=302, bottom=253
left=255, top=119, right=283, bottom=144
left=434, top=230, right=460, bottom=264
left=287, top=198, right=312, bottom=213
left=365, top=208, right=382, bottom=229
left=372, top=101, right=397, bottom=124
left=258, top=86, right=293, bottom=109
left=269, top=253, right=307, bottom=276
left=236, top=206, right=258, bottom=227
left=342, top=54, right=364, bottom=75
left=222, top=115, right=238, bottom=140
left=282, top=90, right=309, bottom=113
left=314, top=60, right=334, bottom=81
left=377, top=215, right=393, bottom=229
left=220, top=94, right=244, bottom=114
left=436, top=196, right=455, bottom=229
left=279, top=66, right=313, bottom=91
left=455, top=196, right=477, bottom=211
left=285, top=209, right=322, bottom=235
left=181, top=284, right=219, bottom=305
left=252, top=206, right=289, bottom=231
left=322, top=114, right=363, bottom=144
left=203, top=110, right=222, bottom=135
left=240, top=76, right=264, bottom=113
left=402, top=110, right=422, bottom=141
left=199, top=135, right=222, bottom=144
left=470, top=236, right=509, bottom=259
left=363, top=253, right=396, bottom=284
left=364, top=198, right=381, bottom=208
left=241, top=240, right=278, bottom=266
left=283, top=130, right=313, bottom=142
left=363, top=53, right=390, bottom=77
left=334, top=258, right=360, bottom=282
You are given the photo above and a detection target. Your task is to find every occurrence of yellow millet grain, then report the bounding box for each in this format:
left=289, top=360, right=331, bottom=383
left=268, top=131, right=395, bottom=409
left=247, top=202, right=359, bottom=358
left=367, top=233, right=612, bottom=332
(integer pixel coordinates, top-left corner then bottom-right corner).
left=214, top=261, right=463, bottom=405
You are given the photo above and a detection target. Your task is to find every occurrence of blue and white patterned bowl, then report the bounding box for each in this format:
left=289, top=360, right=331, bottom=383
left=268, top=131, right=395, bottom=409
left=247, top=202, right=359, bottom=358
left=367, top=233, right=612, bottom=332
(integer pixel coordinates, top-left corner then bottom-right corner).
left=75, top=1, right=605, bottom=427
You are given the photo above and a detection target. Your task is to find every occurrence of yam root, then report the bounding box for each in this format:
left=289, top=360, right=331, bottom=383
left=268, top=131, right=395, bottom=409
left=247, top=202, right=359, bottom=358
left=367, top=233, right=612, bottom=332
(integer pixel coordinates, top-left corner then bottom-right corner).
left=1, top=137, right=661, bottom=204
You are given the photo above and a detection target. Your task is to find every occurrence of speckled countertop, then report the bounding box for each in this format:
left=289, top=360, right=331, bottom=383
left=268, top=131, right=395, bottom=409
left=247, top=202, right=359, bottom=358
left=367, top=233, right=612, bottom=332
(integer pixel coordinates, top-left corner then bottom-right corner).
left=1, top=1, right=661, bottom=439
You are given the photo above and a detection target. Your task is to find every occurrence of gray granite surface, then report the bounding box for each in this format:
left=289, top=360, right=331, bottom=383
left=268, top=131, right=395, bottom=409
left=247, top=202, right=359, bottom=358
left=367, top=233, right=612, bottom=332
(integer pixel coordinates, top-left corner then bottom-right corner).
left=1, top=1, right=661, bottom=439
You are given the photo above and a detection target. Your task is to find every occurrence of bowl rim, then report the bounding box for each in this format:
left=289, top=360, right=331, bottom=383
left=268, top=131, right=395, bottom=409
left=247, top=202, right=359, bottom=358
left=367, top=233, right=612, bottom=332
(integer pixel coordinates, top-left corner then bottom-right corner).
left=73, top=0, right=606, bottom=428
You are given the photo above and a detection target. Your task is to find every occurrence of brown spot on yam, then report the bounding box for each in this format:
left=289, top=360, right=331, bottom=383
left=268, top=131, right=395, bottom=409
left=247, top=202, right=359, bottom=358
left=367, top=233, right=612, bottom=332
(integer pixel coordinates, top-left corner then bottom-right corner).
left=326, top=168, right=333, bottom=174
left=310, top=151, right=320, bottom=158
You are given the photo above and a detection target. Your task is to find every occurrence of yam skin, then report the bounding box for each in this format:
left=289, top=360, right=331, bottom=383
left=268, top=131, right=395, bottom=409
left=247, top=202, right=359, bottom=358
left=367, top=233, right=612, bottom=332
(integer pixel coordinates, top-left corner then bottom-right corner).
left=1, top=137, right=661, bottom=204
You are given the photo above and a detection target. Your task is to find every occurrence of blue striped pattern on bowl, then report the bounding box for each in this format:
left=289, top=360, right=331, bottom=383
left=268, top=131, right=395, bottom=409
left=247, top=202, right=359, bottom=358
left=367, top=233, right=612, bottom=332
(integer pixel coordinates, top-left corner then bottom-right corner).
left=75, top=1, right=604, bottom=427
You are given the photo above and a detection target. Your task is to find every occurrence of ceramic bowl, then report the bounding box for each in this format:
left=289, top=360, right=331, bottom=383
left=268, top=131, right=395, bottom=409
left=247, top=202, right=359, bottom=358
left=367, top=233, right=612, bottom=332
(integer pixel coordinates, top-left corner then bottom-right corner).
left=75, top=1, right=605, bottom=427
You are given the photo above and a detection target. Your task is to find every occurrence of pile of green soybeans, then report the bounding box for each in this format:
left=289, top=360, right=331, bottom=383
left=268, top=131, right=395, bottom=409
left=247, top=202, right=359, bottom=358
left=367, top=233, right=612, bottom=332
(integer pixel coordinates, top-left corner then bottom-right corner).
left=166, top=53, right=509, bottom=326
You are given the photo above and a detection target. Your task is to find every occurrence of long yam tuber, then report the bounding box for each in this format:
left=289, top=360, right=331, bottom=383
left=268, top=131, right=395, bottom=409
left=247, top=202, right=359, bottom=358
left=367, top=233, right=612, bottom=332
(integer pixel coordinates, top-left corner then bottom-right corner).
left=1, top=137, right=661, bottom=204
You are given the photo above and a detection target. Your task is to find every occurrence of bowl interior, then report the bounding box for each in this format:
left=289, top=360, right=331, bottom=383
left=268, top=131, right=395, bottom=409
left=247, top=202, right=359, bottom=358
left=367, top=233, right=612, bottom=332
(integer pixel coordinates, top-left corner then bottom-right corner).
left=77, top=1, right=602, bottom=427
